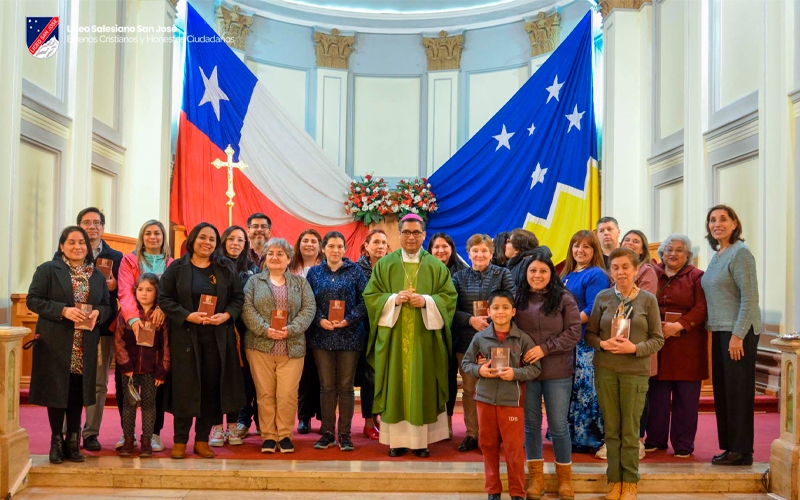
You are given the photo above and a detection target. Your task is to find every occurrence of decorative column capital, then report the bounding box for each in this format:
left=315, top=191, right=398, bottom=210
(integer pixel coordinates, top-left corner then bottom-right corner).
left=215, top=4, right=254, bottom=52
left=524, top=11, right=561, bottom=58
left=314, top=29, right=356, bottom=69
left=422, top=31, right=464, bottom=71
left=598, top=0, right=652, bottom=18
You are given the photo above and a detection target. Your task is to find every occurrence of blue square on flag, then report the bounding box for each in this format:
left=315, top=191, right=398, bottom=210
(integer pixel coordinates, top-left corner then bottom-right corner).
left=27, top=17, right=59, bottom=59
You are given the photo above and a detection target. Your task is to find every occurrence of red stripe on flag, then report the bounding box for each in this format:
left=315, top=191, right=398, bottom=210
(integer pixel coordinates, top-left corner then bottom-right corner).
left=170, top=112, right=368, bottom=259
left=28, top=17, right=58, bottom=55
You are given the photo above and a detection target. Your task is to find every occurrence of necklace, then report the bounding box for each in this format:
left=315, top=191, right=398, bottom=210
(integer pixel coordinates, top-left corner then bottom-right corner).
left=402, top=261, right=422, bottom=293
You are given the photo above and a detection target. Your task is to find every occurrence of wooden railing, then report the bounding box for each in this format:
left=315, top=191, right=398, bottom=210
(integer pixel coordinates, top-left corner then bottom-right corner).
left=11, top=233, right=135, bottom=388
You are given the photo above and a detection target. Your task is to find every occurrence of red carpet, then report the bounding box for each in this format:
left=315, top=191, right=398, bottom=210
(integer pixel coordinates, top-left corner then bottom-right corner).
left=20, top=405, right=777, bottom=463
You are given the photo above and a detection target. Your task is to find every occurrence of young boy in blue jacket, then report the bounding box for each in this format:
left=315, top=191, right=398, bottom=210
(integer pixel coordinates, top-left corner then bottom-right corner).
left=462, top=289, right=541, bottom=500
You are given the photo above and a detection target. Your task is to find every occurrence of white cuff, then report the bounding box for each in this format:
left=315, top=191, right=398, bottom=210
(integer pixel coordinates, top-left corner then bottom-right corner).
left=421, top=295, right=444, bottom=330
left=378, top=294, right=402, bottom=327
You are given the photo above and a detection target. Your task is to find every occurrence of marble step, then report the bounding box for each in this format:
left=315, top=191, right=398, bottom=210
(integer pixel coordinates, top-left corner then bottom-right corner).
left=27, top=456, right=768, bottom=494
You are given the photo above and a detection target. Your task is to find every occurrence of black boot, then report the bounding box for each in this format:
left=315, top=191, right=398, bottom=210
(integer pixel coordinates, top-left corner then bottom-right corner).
left=49, top=434, right=64, bottom=464
left=66, top=432, right=85, bottom=462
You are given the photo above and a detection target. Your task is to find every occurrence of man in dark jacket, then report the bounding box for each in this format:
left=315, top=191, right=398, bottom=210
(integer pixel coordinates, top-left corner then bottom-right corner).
left=75, top=207, right=123, bottom=451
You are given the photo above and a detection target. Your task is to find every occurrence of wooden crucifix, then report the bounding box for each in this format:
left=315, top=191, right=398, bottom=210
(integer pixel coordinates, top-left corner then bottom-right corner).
left=212, top=144, right=248, bottom=227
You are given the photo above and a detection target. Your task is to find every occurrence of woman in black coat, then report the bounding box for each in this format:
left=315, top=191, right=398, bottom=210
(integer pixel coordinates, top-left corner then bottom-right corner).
left=27, top=226, right=111, bottom=464
left=158, top=222, right=245, bottom=459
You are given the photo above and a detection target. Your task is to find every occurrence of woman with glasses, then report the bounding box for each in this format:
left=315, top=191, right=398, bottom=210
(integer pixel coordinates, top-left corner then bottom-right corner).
left=644, top=234, right=707, bottom=459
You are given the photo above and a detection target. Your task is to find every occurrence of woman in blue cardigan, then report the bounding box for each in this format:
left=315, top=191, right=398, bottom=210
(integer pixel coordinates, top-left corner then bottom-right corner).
left=306, top=231, right=368, bottom=452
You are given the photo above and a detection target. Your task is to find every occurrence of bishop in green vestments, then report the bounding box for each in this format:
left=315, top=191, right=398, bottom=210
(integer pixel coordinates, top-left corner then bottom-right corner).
left=363, top=215, right=457, bottom=456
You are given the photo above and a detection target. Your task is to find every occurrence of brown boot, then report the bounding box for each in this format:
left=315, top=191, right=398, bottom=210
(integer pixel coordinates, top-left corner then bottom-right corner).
left=619, top=482, right=638, bottom=500
left=194, top=441, right=215, bottom=458
left=555, top=462, right=575, bottom=500
left=139, top=435, right=153, bottom=458
left=171, top=443, right=186, bottom=459
left=604, top=482, right=622, bottom=500
left=525, top=459, right=544, bottom=499
left=118, top=436, right=135, bottom=457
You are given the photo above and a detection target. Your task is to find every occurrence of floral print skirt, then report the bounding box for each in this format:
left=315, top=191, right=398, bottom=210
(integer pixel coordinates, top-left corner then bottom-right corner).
left=567, top=339, right=605, bottom=449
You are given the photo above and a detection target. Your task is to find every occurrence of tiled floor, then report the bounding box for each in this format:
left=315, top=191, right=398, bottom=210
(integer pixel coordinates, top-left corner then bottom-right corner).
left=13, top=488, right=775, bottom=499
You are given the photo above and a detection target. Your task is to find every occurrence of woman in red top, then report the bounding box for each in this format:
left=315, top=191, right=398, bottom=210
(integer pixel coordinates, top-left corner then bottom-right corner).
left=644, top=233, right=708, bottom=458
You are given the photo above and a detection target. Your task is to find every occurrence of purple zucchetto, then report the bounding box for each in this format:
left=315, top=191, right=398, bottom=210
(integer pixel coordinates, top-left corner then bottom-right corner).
left=400, top=213, right=424, bottom=223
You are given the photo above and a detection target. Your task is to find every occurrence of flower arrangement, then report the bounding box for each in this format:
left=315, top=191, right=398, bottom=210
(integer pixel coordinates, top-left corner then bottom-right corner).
left=344, top=174, right=393, bottom=225
left=391, top=177, right=438, bottom=221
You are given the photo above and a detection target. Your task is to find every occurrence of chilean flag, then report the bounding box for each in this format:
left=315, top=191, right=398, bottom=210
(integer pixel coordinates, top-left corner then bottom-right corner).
left=171, top=3, right=367, bottom=257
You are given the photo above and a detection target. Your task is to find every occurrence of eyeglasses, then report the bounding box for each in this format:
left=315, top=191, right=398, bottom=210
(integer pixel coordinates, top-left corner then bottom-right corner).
left=80, top=220, right=104, bottom=228
left=663, top=248, right=686, bottom=255
left=249, top=224, right=270, bottom=230
left=400, top=230, right=424, bottom=238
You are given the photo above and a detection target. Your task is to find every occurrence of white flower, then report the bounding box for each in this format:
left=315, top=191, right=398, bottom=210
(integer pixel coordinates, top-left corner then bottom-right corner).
left=427, top=183, right=432, bottom=188
left=366, top=188, right=371, bottom=194
left=414, top=195, right=421, bottom=202
left=361, top=196, right=368, bottom=204
left=411, top=207, right=419, bottom=213
left=355, top=187, right=361, bottom=192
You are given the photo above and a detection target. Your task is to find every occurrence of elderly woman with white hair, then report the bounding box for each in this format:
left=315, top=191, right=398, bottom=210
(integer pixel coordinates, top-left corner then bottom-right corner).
left=644, top=233, right=708, bottom=458
left=241, top=237, right=316, bottom=454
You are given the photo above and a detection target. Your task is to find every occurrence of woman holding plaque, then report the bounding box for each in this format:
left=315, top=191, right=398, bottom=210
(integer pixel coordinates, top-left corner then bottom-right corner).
left=701, top=205, right=761, bottom=466
left=355, top=229, right=390, bottom=440
left=514, top=254, right=581, bottom=500
left=585, top=247, right=664, bottom=500
left=620, top=229, right=658, bottom=457
left=306, top=231, right=368, bottom=451
left=27, top=226, right=111, bottom=464
left=157, top=222, right=245, bottom=459
left=560, top=230, right=610, bottom=453
left=241, top=237, right=316, bottom=454
left=290, top=229, right=323, bottom=433
left=451, top=234, right=516, bottom=452
left=645, top=233, right=707, bottom=458
left=117, top=219, right=173, bottom=453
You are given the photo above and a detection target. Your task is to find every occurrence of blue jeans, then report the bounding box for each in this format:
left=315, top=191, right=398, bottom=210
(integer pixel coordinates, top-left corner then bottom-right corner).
left=524, top=377, right=573, bottom=463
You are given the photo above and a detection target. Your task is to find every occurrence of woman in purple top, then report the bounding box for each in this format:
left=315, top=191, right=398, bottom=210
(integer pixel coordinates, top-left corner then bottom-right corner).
left=515, top=253, right=581, bottom=499
left=559, top=230, right=610, bottom=452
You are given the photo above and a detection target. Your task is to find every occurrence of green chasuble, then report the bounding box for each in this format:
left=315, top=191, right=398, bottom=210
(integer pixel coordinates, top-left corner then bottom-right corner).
left=363, top=249, right=457, bottom=426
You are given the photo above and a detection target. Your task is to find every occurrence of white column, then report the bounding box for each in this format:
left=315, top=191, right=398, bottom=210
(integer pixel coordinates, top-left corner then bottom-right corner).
left=315, top=67, right=348, bottom=168
left=601, top=4, right=653, bottom=232
left=119, top=0, right=177, bottom=236
left=682, top=0, right=708, bottom=261
left=760, top=0, right=792, bottom=335
left=0, top=0, right=23, bottom=324
left=64, top=0, right=96, bottom=223
left=426, top=70, right=459, bottom=176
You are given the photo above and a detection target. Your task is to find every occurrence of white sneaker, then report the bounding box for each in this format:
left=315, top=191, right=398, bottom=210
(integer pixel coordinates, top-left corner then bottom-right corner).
left=209, top=425, right=225, bottom=447
left=595, top=443, right=607, bottom=460
left=115, top=434, right=137, bottom=450
left=639, top=441, right=646, bottom=459
left=235, top=422, right=249, bottom=439
left=151, top=435, right=164, bottom=452
left=226, top=424, right=243, bottom=445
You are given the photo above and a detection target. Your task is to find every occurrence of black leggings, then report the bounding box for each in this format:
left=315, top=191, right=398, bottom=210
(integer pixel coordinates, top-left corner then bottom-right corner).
left=48, top=373, right=83, bottom=435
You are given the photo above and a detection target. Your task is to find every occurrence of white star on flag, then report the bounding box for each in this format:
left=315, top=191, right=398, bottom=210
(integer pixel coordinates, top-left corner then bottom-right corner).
left=546, top=75, right=564, bottom=103
left=565, top=104, right=585, bottom=133
left=493, top=124, right=514, bottom=151
left=198, top=65, right=229, bottom=121
left=527, top=123, right=536, bottom=136
left=530, top=163, right=548, bottom=189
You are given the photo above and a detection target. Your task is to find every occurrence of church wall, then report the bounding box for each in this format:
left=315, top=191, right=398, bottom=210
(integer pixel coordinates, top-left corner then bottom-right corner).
left=626, top=0, right=798, bottom=365
left=0, top=0, right=176, bottom=323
